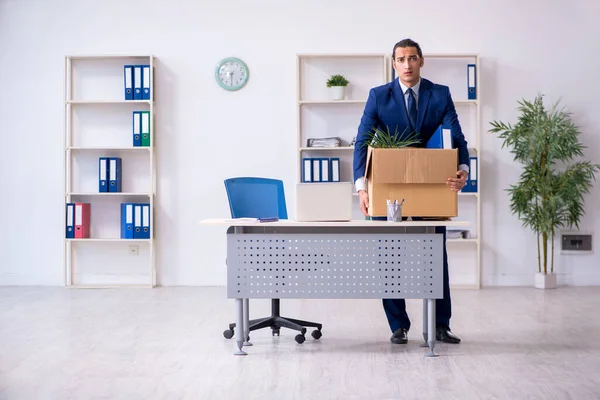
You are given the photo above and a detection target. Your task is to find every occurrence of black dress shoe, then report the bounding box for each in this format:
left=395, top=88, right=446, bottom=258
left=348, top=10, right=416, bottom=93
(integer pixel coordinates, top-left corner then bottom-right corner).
left=436, top=324, right=461, bottom=344
left=390, top=328, right=409, bottom=344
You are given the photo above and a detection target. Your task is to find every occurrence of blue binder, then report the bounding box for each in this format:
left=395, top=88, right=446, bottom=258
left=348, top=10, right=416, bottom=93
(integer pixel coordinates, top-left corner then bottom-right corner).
left=141, top=203, right=151, bottom=239
left=120, top=203, right=134, bottom=239
left=98, top=157, right=109, bottom=192
left=66, top=203, right=75, bottom=238
left=302, top=158, right=313, bottom=182
left=133, top=65, right=143, bottom=100
left=462, top=156, right=478, bottom=192
left=133, top=204, right=143, bottom=238
left=141, top=65, right=151, bottom=100
left=132, top=111, right=142, bottom=146
left=124, top=65, right=134, bottom=100
left=319, top=158, right=330, bottom=182
left=426, top=125, right=453, bottom=149
left=467, top=64, right=477, bottom=100
left=330, top=157, right=340, bottom=182
left=108, top=157, right=122, bottom=192
left=312, top=158, right=322, bottom=182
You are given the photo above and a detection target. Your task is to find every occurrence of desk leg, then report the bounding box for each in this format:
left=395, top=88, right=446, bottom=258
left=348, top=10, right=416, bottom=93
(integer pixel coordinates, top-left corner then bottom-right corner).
left=419, top=299, right=428, bottom=348
left=425, top=298, right=438, bottom=357
left=234, top=298, right=247, bottom=356
left=243, top=298, right=252, bottom=346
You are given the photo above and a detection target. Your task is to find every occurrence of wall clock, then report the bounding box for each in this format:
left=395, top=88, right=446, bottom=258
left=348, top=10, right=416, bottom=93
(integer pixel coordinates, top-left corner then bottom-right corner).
left=215, top=57, right=249, bottom=91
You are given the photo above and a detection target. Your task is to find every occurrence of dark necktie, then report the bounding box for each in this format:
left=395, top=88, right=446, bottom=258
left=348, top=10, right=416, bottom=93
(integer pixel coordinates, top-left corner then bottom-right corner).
left=406, top=88, right=417, bottom=131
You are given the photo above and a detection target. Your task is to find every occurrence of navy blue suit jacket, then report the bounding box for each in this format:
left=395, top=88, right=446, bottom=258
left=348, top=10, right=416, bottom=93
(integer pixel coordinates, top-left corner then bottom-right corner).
left=353, top=77, right=470, bottom=182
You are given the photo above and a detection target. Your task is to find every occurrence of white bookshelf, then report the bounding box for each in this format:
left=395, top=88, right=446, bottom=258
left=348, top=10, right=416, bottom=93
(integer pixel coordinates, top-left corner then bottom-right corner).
left=296, top=53, right=388, bottom=223
left=63, top=55, right=156, bottom=288
left=296, top=52, right=481, bottom=289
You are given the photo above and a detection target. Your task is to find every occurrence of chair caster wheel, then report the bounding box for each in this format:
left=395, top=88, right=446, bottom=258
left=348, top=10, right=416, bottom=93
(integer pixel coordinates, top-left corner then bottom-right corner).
left=272, top=329, right=280, bottom=336
left=223, top=329, right=234, bottom=339
left=311, top=329, right=322, bottom=340
left=295, top=334, right=306, bottom=344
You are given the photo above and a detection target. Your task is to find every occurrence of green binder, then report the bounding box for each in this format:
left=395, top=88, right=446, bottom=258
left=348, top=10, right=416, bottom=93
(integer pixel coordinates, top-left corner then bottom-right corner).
left=141, top=111, right=151, bottom=147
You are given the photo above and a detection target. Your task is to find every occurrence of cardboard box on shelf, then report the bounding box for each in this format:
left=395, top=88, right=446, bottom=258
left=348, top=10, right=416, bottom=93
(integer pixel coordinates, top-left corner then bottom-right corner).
left=365, top=147, right=458, bottom=218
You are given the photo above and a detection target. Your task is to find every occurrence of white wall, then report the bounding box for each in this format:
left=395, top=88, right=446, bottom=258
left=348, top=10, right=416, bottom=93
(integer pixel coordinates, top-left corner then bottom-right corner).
left=1, top=0, right=599, bottom=286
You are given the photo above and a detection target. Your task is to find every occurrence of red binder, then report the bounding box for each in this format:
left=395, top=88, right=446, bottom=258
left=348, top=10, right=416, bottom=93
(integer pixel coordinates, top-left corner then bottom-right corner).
left=74, top=203, right=91, bottom=238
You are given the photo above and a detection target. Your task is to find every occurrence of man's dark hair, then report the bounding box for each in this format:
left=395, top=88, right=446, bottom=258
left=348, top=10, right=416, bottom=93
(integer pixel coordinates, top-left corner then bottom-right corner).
left=392, top=38, right=423, bottom=59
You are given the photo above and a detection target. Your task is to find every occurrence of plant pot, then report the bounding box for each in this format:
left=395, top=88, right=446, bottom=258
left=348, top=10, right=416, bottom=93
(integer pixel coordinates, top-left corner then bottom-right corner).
left=534, top=272, right=557, bottom=289
left=330, top=86, right=345, bottom=101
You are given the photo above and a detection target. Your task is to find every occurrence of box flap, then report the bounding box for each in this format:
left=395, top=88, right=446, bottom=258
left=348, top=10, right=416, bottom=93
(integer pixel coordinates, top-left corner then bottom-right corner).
left=365, top=146, right=374, bottom=181
left=370, top=148, right=457, bottom=184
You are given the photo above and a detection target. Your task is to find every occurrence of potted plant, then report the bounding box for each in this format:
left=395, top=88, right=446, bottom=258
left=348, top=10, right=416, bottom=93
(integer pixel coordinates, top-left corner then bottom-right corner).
left=326, top=74, right=349, bottom=101
left=489, top=94, right=600, bottom=289
left=361, top=126, right=420, bottom=148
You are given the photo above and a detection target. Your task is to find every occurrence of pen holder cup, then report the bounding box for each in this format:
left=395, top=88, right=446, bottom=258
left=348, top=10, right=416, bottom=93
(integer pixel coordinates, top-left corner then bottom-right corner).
left=386, top=204, right=402, bottom=222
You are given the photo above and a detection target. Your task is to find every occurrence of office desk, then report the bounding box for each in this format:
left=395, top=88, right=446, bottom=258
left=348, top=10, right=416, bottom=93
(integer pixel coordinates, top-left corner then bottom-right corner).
left=200, top=218, right=469, bottom=357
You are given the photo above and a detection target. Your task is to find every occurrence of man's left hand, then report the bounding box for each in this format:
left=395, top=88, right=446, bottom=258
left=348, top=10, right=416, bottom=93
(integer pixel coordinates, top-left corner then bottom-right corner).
left=447, top=170, right=468, bottom=191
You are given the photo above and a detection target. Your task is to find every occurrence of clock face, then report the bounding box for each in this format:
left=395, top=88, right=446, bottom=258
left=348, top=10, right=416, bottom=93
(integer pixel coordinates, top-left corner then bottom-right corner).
left=215, top=57, right=249, bottom=91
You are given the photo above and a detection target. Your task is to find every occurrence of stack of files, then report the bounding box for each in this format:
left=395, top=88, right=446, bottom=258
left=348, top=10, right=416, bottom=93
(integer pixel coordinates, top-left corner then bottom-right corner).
left=121, top=202, right=151, bottom=239
left=124, top=65, right=151, bottom=100
left=302, top=157, right=340, bottom=182
left=65, top=203, right=91, bottom=238
left=447, top=229, right=471, bottom=239
left=132, top=111, right=151, bottom=147
left=461, top=156, right=478, bottom=193
left=98, top=157, right=122, bottom=192
left=306, top=137, right=342, bottom=147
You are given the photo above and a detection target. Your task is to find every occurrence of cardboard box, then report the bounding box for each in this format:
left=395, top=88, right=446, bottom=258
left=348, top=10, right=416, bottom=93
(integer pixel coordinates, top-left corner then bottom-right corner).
left=365, top=147, right=458, bottom=218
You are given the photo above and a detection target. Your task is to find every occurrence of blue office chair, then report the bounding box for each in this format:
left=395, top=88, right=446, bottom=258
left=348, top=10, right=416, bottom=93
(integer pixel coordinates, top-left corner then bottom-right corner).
left=222, top=177, right=323, bottom=344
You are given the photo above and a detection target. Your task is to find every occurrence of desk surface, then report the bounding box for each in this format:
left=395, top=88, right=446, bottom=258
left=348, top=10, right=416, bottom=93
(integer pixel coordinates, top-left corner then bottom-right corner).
left=199, top=218, right=470, bottom=228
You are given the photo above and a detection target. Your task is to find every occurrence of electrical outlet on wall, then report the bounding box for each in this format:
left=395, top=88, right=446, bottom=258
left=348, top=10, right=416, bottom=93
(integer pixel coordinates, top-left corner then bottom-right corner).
left=560, top=231, right=593, bottom=254
left=129, top=245, right=139, bottom=256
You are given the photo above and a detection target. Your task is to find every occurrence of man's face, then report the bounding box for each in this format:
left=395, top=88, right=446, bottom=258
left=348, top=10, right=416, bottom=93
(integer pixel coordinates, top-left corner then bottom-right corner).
left=393, top=46, right=424, bottom=87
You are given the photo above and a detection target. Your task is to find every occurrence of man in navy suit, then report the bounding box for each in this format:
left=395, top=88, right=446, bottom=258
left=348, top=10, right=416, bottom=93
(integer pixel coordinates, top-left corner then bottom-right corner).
left=353, top=38, right=469, bottom=345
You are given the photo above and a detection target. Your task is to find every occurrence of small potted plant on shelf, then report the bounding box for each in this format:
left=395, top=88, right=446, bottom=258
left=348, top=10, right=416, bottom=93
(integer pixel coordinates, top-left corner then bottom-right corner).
left=326, top=74, right=349, bottom=101
left=489, top=93, right=600, bottom=289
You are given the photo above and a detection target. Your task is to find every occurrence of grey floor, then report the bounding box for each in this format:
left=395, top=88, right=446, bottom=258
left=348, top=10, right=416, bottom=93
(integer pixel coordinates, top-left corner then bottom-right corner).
left=1, top=286, right=600, bottom=400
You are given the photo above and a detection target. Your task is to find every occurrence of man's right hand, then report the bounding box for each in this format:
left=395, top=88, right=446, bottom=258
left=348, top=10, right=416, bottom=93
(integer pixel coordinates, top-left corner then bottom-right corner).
left=358, top=190, right=369, bottom=216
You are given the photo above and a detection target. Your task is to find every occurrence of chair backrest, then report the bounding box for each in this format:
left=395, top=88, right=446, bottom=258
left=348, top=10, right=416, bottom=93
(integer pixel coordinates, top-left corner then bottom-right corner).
left=224, top=177, right=288, bottom=219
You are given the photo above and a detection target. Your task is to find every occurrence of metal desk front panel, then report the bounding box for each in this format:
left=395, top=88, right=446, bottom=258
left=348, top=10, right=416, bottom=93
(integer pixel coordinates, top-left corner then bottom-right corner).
left=226, top=226, right=443, bottom=300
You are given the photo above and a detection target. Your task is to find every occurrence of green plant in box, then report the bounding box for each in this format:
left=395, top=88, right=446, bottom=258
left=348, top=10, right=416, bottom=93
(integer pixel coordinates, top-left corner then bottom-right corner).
left=361, top=126, right=421, bottom=149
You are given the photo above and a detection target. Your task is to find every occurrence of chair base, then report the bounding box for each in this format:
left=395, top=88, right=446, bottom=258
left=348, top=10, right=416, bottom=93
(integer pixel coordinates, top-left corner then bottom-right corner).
left=223, top=299, right=322, bottom=343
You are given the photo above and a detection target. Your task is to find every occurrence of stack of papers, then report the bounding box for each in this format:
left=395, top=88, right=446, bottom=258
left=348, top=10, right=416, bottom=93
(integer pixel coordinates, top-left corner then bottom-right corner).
left=447, top=229, right=471, bottom=239
left=224, top=217, right=258, bottom=223
left=307, top=137, right=343, bottom=147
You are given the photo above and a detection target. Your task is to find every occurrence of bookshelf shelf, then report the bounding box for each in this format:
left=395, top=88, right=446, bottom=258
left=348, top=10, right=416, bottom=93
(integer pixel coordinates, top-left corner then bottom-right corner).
left=67, top=146, right=152, bottom=151
left=447, top=238, right=479, bottom=243
left=298, top=100, right=367, bottom=105
left=67, top=192, right=152, bottom=197
left=66, top=238, right=152, bottom=243
left=66, top=100, right=152, bottom=105
left=299, top=146, right=355, bottom=152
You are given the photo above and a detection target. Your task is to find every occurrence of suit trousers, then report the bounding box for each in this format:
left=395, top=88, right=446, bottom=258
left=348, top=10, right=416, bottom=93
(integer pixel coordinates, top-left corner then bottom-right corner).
left=372, top=217, right=452, bottom=332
